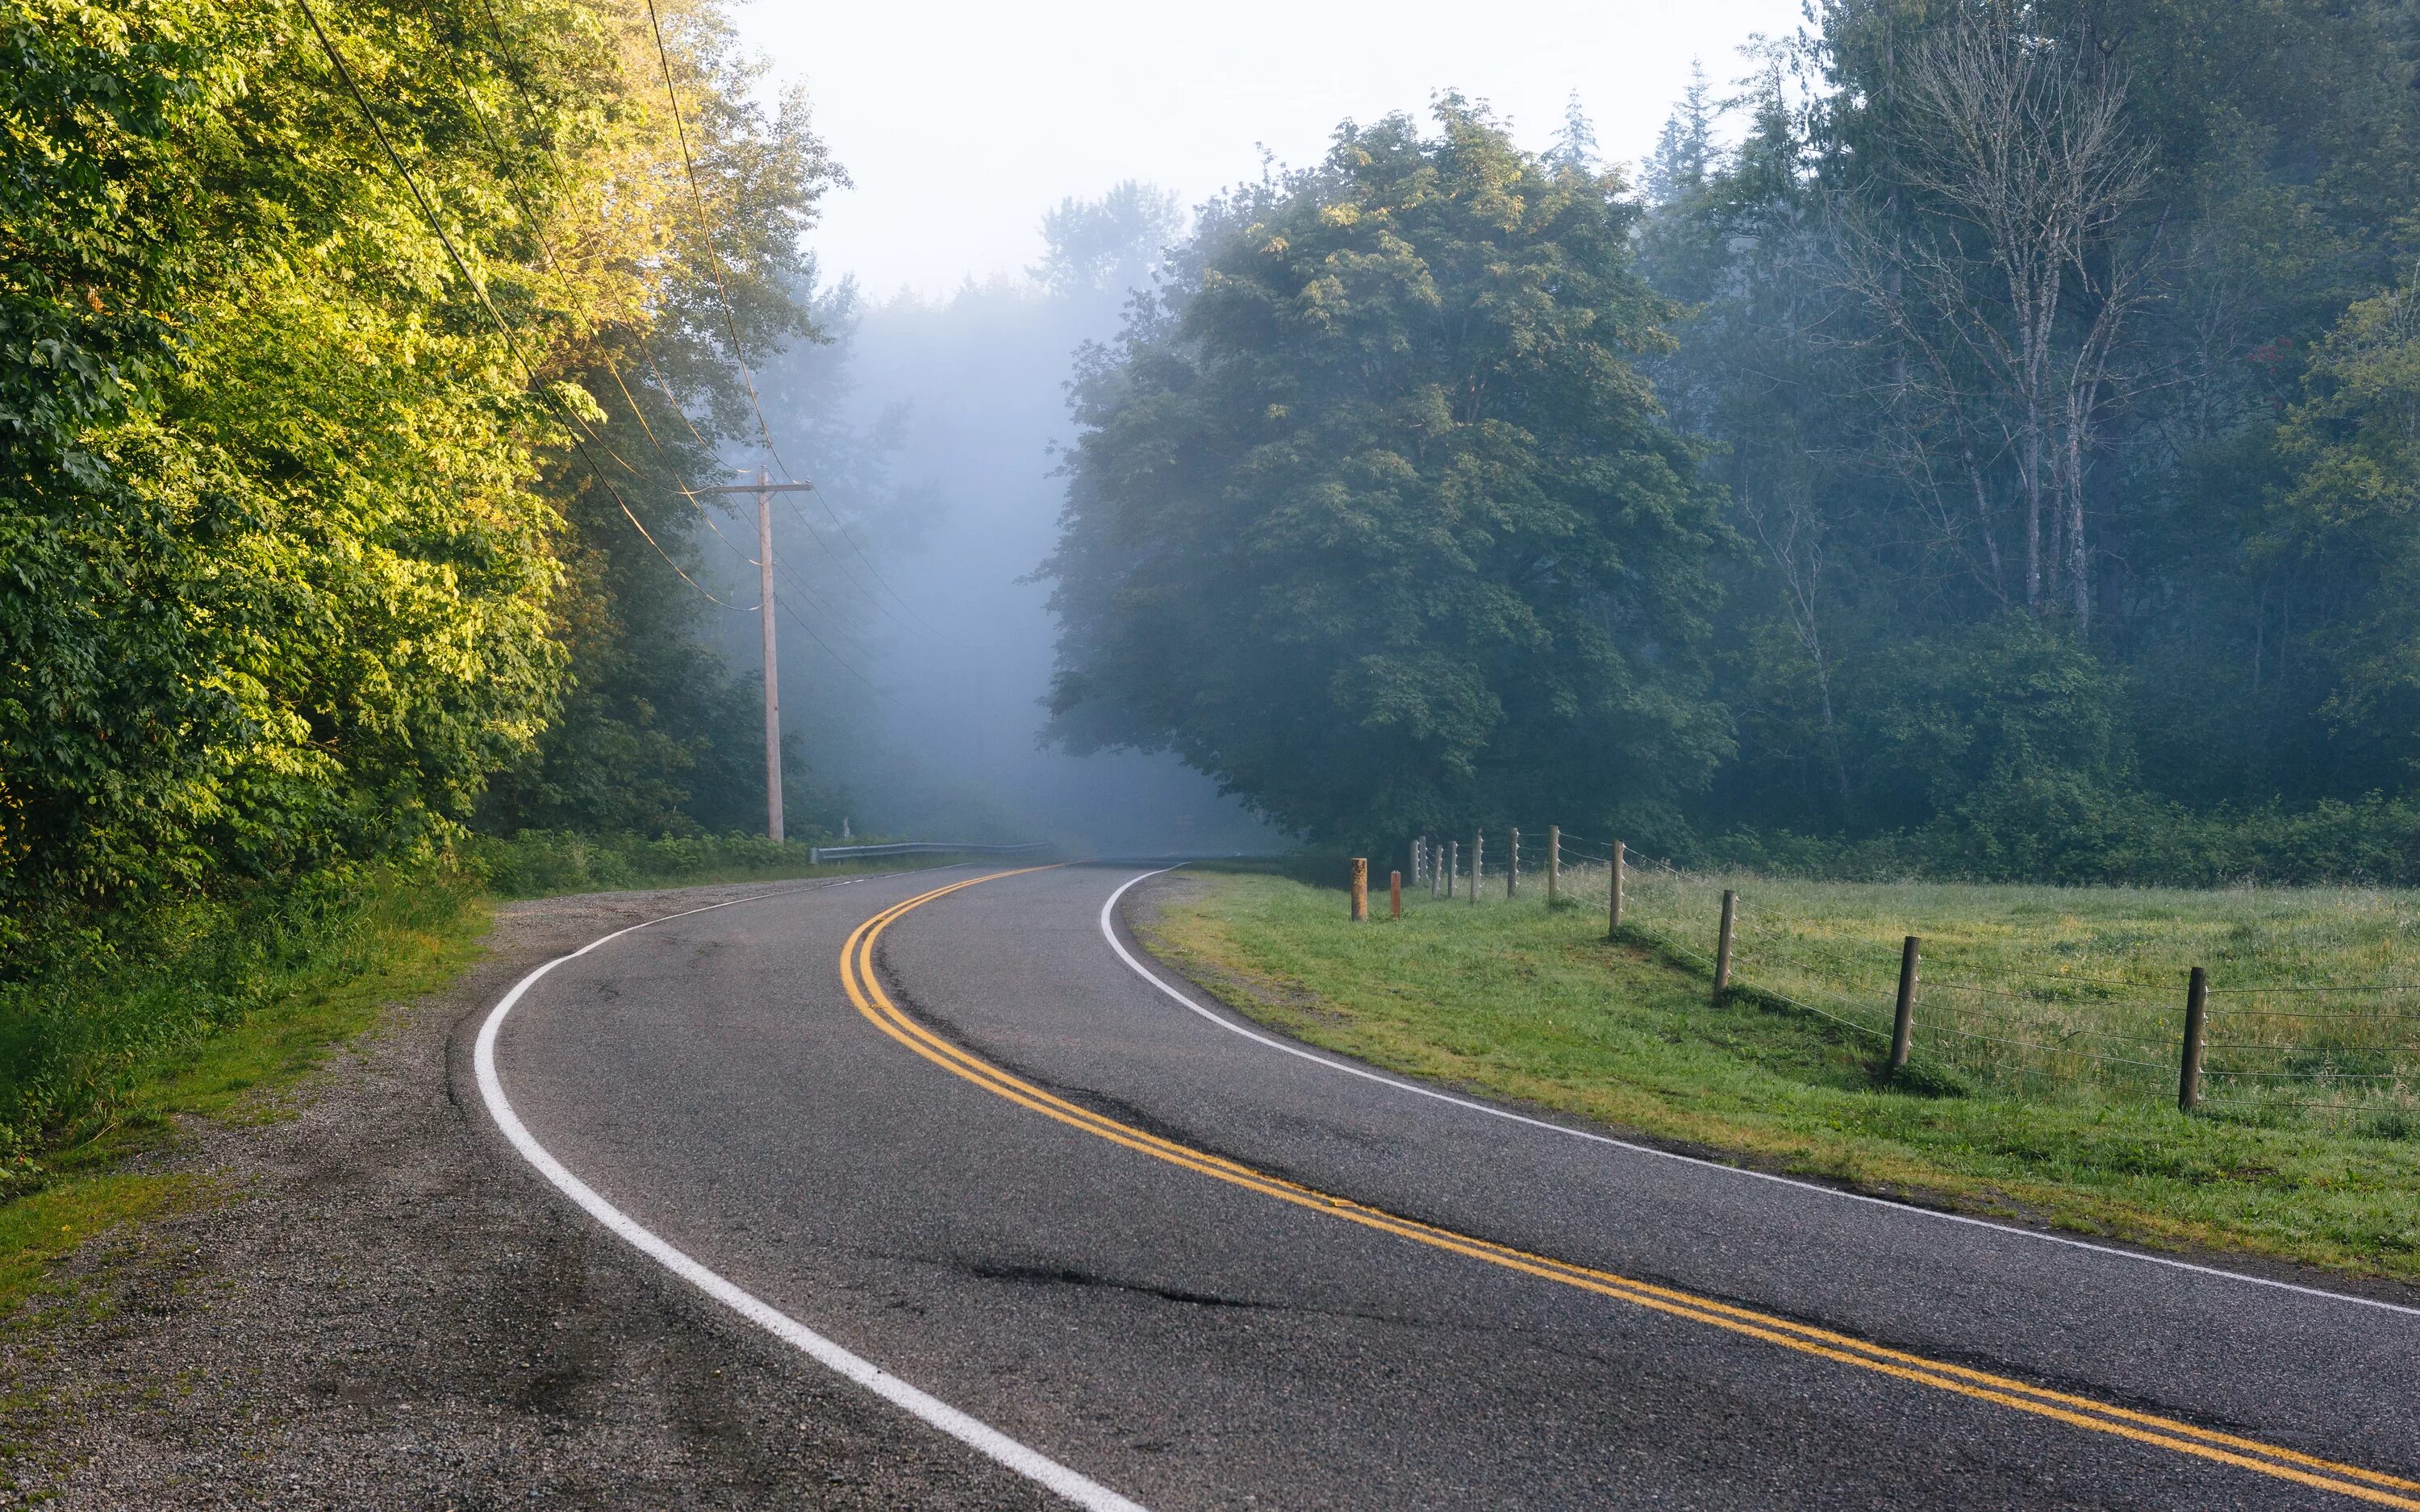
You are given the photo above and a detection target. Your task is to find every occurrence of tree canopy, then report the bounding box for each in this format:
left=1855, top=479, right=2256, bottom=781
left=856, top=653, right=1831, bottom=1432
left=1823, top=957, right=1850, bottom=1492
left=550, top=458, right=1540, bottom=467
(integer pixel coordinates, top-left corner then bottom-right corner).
left=1629, top=0, right=2420, bottom=875
left=1, top=0, right=836, bottom=952
left=1044, top=102, right=1731, bottom=845
left=1049, top=2, right=2420, bottom=881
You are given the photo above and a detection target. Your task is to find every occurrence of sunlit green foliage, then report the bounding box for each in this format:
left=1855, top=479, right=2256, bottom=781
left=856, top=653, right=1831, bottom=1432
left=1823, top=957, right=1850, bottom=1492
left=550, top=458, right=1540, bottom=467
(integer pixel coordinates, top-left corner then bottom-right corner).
left=1, top=0, right=834, bottom=963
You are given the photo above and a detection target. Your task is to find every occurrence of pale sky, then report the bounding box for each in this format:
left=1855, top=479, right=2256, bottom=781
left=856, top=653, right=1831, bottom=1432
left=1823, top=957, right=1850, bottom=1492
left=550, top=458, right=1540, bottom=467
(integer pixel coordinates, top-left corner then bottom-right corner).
left=729, top=0, right=1809, bottom=298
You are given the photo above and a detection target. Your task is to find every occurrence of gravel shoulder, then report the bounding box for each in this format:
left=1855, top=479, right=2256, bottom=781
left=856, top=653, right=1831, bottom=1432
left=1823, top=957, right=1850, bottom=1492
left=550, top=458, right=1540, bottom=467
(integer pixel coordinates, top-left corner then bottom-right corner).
left=0, top=881, right=1049, bottom=1511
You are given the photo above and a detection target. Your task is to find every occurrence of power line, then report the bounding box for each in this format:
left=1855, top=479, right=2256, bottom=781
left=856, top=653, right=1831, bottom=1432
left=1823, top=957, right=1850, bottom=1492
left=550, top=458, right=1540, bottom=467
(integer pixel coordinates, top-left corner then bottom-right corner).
left=776, top=594, right=879, bottom=692
left=295, top=0, right=747, bottom=612
left=770, top=492, right=904, bottom=622
left=448, top=16, right=769, bottom=580
left=636, top=0, right=937, bottom=638
left=460, top=0, right=882, bottom=662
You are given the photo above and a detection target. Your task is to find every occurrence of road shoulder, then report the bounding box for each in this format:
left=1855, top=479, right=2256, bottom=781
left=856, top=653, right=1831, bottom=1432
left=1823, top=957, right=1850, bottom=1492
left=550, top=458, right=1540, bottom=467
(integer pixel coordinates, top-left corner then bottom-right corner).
left=0, top=881, right=1049, bottom=1511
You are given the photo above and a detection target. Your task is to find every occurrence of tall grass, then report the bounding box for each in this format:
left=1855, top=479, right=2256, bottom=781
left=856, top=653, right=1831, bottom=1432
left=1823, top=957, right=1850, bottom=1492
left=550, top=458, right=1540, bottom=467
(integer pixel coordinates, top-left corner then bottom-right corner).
left=1561, top=856, right=2420, bottom=1127
left=0, top=864, right=479, bottom=1174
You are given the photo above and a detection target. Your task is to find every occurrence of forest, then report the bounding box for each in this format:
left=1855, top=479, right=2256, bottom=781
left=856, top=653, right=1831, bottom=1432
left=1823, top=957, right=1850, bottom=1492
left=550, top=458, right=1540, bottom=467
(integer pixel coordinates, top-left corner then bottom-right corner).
left=1045, top=0, right=2420, bottom=883
left=18, top=0, right=2420, bottom=989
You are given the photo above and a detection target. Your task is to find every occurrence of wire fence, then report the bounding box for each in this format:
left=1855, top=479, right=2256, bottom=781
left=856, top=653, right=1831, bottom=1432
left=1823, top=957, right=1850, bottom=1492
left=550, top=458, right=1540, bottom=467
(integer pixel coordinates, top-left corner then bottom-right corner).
left=1397, top=827, right=2420, bottom=1126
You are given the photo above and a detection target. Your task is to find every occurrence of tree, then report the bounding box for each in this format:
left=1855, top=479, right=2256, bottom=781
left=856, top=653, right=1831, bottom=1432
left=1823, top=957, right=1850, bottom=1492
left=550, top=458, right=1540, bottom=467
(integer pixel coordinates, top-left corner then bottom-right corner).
left=1043, top=102, right=1733, bottom=846
left=2264, top=265, right=2420, bottom=773
left=1547, top=90, right=1599, bottom=176
left=0, top=0, right=836, bottom=953
left=1033, top=181, right=1183, bottom=300
left=1641, top=64, right=1712, bottom=206
left=1842, top=6, right=2154, bottom=627
left=1629, top=0, right=2420, bottom=856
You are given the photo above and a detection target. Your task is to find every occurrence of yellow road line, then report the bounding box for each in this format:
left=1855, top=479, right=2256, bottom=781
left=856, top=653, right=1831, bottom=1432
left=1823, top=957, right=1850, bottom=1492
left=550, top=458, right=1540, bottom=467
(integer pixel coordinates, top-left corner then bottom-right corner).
left=839, top=869, right=2420, bottom=1508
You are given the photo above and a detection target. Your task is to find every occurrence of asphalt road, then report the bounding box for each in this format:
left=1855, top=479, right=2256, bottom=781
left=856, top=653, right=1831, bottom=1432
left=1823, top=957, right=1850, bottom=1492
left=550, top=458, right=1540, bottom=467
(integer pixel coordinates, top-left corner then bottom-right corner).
left=471, top=863, right=2420, bottom=1510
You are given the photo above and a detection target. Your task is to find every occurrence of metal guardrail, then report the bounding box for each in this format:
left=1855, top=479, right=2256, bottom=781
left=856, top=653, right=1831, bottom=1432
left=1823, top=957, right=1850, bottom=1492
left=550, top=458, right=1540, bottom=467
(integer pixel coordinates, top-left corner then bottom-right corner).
left=807, top=840, right=1059, bottom=864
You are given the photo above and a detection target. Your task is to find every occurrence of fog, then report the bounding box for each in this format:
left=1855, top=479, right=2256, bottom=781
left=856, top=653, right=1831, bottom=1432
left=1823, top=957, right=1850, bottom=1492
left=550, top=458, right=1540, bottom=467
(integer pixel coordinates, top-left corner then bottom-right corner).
left=667, top=2, right=1805, bottom=852
left=695, top=190, right=1279, bottom=853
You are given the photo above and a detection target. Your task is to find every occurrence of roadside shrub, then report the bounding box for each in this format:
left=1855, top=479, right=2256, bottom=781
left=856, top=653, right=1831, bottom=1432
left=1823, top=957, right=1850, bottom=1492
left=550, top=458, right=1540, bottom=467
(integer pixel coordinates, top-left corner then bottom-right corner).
left=0, top=864, right=470, bottom=1159
left=465, top=830, right=845, bottom=898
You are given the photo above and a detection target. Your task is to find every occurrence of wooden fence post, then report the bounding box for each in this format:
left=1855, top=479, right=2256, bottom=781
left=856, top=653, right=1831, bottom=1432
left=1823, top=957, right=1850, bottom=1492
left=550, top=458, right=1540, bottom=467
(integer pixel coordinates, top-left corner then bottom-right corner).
left=1430, top=841, right=1442, bottom=898
left=1350, top=857, right=1368, bottom=922
left=2179, top=966, right=2209, bottom=1113
left=1546, top=827, right=1560, bottom=906
left=1446, top=841, right=1457, bottom=899
left=1470, top=831, right=1483, bottom=905
left=1608, top=840, right=1625, bottom=938
left=1390, top=870, right=1403, bottom=919
left=1714, top=889, right=1737, bottom=1002
left=1508, top=827, right=1520, bottom=899
left=1888, top=935, right=1921, bottom=1075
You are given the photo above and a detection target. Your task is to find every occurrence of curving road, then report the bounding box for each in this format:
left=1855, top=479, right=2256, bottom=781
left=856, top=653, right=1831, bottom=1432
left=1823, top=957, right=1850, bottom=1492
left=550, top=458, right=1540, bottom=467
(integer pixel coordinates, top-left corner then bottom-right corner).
left=469, top=863, right=2420, bottom=1510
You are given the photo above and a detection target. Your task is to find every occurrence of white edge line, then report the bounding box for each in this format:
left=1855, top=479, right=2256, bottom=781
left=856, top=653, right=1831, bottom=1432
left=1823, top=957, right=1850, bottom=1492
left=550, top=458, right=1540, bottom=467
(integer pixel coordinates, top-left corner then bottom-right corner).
left=1099, top=867, right=2420, bottom=1322
left=474, top=879, right=1150, bottom=1512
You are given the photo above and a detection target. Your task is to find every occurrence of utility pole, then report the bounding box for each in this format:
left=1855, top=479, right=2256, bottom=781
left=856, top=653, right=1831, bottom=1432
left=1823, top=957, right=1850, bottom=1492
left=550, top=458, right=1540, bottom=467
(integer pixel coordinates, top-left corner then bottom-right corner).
left=692, top=473, right=816, bottom=842
left=754, top=469, right=779, bottom=842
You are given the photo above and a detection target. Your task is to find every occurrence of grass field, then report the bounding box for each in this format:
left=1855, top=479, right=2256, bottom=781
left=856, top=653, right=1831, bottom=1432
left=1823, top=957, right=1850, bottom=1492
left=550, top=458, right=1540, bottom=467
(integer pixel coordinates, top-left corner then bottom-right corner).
left=1600, top=859, right=2420, bottom=1121
left=1141, top=867, right=2420, bottom=1283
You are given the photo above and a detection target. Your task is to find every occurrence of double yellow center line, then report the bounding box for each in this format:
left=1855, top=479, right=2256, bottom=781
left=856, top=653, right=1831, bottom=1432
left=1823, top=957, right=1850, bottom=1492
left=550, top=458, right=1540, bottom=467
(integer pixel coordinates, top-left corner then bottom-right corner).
left=840, top=868, right=2420, bottom=1508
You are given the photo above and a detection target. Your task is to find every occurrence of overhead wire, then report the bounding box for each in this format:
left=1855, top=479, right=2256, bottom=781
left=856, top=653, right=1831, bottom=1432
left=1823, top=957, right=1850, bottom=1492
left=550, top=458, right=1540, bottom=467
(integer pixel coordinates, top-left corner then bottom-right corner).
left=292, top=0, right=755, bottom=612
left=636, top=0, right=938, bottom=638
left=469, top=0, right=892, bottom=654
left=774, top=594, right=880, bottom=693
left=455, top=0, right=897, bottom=669
left=453, top=0, right=772, bottom=581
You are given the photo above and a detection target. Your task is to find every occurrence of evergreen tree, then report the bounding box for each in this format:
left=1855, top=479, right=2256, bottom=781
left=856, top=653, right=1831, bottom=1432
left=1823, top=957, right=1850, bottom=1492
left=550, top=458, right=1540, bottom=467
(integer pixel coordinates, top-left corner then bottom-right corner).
left=1642, top=61, right=1714, bottom=206
left=1546, top=90, right=1599, bottom=174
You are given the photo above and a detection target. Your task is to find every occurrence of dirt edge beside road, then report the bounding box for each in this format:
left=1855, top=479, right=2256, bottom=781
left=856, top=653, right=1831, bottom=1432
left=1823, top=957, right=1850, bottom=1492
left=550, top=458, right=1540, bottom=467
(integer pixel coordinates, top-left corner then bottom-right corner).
left=0, top=881, right=1051, bottom=1511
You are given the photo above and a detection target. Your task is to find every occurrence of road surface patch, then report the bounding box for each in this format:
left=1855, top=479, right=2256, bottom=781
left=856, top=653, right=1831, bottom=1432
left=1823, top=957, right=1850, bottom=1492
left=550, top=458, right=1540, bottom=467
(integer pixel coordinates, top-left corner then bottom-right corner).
left=477, top=880, right=1150, bottom=1512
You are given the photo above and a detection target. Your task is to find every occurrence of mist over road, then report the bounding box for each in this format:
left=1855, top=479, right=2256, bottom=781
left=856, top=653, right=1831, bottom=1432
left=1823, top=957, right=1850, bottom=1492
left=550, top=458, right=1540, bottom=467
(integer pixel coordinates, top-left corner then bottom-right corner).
left=474, top=865, right=2420, bottom=1510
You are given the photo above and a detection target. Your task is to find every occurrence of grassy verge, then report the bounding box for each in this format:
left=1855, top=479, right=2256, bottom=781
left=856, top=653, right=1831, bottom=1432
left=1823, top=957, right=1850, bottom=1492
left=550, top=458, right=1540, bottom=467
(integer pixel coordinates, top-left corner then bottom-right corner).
left=1142, top=870, right=2420, bottom=1284
left=0, top=871, right=488, bottom=1321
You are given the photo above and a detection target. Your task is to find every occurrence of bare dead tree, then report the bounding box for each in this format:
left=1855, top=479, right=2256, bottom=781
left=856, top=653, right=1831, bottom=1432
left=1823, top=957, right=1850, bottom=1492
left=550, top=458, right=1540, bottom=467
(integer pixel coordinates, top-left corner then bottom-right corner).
left=1738, top=474, right=1853, bottom=805
left=1840, top=6, right=2155, bottom=630
left=1828, top=205, right=2013, bottom=607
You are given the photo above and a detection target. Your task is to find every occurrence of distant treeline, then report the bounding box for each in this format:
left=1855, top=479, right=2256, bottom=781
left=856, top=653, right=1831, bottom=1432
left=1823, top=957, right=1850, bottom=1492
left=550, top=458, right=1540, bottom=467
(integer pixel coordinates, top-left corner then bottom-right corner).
left=1044, top=0, right=2420, bottom=883
left=2, top=0, right=841, bottom=969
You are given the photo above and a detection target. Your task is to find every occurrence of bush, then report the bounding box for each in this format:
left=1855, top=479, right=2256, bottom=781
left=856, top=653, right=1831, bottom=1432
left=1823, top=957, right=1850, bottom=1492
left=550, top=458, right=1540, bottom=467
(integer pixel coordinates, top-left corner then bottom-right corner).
left=465, top=830, right=844, bottom=898
left=0, top=864, right=470, bottom=1160
left=1710, top=793, right=2420, bottom=886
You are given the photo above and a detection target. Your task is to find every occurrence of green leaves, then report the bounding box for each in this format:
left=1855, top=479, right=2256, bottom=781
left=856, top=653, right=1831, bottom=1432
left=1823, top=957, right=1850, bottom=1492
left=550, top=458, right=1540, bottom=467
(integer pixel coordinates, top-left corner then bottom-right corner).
left=1, top=0, right=832, bottom=952
left=1045, top=102, right=1732, bottom=847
